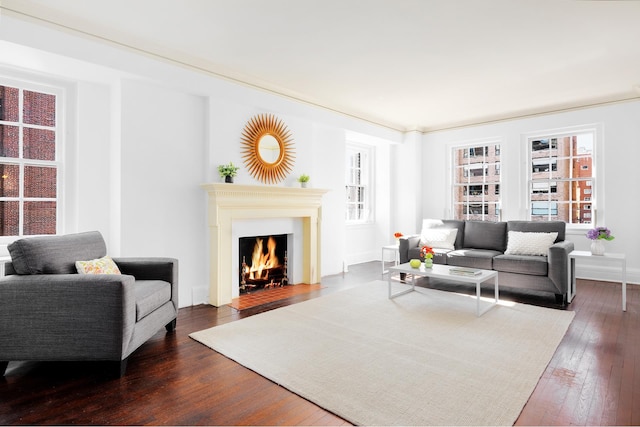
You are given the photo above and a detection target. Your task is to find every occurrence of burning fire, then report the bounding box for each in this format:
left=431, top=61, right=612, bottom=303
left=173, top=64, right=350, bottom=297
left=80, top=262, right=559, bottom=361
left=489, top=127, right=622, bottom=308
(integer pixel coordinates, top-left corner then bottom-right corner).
left=245, top=236, right=280, bottom=280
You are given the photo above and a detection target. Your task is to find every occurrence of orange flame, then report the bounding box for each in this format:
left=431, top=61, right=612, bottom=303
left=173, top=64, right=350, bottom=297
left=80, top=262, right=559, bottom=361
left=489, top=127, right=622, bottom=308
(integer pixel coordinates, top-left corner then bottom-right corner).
left=245, top=236, right=280, bottom=280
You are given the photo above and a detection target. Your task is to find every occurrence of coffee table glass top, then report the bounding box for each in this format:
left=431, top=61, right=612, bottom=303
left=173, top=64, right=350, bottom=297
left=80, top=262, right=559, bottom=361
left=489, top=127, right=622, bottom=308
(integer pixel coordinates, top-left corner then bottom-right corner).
left=390, top=262, right=497, bottom=282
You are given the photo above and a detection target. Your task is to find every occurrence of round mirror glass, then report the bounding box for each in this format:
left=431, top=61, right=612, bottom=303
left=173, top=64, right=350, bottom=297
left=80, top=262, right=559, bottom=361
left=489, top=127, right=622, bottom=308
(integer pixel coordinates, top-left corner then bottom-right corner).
left=258, top=134, right=281, bottom=164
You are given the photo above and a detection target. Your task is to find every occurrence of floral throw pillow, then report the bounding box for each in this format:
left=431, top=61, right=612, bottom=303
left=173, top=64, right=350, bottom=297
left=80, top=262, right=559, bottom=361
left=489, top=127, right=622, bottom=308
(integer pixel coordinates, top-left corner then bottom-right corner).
left=75, top=256, right=121, bottom=275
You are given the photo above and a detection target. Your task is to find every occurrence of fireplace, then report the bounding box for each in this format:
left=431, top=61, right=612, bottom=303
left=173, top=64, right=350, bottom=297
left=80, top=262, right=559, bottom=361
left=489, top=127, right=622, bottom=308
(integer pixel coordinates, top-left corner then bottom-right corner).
left=201, top=183, right=328, bottom=306
left=239, top=234, right=289, bottom=292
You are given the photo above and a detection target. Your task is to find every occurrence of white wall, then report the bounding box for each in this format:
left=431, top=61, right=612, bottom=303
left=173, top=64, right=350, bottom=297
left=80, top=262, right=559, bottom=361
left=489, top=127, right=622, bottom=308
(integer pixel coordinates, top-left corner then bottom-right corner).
left=417, top=101, right=640, bottom=284
left=119, top=79, right=208, bottom=307
left=0, top=13, right=403, bottom=306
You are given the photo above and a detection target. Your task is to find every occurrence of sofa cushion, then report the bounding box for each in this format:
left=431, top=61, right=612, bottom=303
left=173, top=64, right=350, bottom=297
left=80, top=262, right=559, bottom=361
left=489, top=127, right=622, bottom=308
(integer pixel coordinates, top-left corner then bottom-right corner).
left=446, top=249, right=499, bottom=270
left=463, top=221, right=507, bottom=252
left=135, top=280, right=172, bottom=321
left=507, top=220, right=565, bottom=242
left=493, top=254, right=548, bottom=276
left=419, top=228, right=458, bottom=250
left=504, top=231, right=558, bottom=256
left=7, top=231, right=107, bottom=275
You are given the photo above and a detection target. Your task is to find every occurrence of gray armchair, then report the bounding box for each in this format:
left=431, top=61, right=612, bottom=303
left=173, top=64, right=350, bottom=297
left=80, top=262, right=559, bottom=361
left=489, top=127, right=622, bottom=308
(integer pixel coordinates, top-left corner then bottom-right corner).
left=0, top=231, right=178, bottom=377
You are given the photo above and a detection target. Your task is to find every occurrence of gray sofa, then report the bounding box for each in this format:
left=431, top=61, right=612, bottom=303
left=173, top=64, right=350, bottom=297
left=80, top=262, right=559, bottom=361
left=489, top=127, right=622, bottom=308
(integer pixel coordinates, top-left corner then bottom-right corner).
left=399, top=220, right=574, bottom=304
left=0, top=231, right=178, bottom=377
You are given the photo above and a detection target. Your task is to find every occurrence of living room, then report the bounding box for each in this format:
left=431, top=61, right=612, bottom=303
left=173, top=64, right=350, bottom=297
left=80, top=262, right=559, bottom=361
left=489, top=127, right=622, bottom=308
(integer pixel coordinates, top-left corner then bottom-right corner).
left=1, top=1, right=639, bottom=425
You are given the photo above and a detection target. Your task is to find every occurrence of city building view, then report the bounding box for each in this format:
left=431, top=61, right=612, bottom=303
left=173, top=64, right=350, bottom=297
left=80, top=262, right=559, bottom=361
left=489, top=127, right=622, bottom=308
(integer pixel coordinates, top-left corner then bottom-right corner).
left=0, top=85, right=57, bottom=236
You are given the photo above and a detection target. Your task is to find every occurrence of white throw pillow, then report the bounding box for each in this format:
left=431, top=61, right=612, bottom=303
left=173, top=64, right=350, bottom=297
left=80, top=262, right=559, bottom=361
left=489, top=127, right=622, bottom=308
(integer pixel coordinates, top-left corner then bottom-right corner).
left=419, top=228, right=458, bottom=250
left=504, top=231, right=558, bottom=256
left=421, top=218, right=445, bottom=231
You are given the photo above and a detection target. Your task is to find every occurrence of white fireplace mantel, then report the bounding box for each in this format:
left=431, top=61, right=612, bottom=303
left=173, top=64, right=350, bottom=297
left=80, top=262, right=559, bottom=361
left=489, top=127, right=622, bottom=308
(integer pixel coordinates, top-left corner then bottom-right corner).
left=201, top=183, right=328, bottom=306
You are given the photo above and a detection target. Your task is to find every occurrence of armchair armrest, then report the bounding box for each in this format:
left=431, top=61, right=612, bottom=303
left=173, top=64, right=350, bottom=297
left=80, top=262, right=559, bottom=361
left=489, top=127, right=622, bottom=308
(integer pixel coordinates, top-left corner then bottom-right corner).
left=0, top=274, right=136, bottom=361
left=548, top=240, right=575, bottom=295
left=112, top=257, right=177, bottom=282
left=399, top=235, right=421, bottom=264
left=112, top=257, right=178, bottom=310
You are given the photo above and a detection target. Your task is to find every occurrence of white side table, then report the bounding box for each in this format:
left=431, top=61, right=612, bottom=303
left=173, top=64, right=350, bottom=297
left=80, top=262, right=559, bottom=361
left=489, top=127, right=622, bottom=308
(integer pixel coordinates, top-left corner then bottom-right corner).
left=568, top=250, right=627, bottom=311
left=381, top=245, right=400, bottom=275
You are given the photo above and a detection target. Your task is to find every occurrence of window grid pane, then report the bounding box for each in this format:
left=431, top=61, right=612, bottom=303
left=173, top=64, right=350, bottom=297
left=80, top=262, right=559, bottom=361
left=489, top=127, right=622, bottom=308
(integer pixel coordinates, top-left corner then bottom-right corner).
left=0, top=83, right=58, bottom=236
left=452, top=144, right=501, bottom=222
left=346, top=148, right=371, bottom=222
left=0, top=86, right=20, bottom=122
left=529, top=134, right=593, bottom=224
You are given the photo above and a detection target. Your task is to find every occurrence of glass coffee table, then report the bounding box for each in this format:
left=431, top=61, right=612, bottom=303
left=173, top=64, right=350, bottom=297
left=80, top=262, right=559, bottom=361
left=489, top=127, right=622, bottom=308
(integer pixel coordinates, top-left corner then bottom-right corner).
left=388, top=262, right=499, bottom=316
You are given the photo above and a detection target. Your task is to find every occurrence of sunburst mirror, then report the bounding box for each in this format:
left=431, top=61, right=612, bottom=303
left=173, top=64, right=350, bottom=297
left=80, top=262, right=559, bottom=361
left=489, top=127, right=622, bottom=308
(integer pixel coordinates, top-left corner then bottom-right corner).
left=241, top=114, right=296, bottom=184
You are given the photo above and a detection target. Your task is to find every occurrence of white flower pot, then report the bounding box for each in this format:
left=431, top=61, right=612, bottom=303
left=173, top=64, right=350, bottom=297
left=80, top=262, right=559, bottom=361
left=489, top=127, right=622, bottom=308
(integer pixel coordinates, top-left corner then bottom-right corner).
left=590, top=239, right=605, bottom=256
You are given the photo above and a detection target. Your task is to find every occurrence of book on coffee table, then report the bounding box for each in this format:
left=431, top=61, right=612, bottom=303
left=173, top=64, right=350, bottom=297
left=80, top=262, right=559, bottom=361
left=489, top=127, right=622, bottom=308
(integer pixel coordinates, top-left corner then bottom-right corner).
left=449, top=267, right=483, bottom=276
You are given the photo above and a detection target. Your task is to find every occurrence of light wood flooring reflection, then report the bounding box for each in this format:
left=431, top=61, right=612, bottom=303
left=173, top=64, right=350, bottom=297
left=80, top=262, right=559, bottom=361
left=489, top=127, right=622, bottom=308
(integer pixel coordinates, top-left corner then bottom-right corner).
left=0, top=261, right=638, bottom=425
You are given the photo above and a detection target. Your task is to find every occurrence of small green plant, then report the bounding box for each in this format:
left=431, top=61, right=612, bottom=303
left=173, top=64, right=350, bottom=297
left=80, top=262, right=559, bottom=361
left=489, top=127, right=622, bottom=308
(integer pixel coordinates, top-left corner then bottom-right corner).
left=297, top=174, right=310, bottom=183
left=218, top=162, right=239, bottom=178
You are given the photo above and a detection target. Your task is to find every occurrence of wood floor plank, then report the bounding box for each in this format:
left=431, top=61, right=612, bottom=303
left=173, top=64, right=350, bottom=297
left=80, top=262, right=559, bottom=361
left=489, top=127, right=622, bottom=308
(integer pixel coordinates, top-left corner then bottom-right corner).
left=1, top=263, right=638, bottom=426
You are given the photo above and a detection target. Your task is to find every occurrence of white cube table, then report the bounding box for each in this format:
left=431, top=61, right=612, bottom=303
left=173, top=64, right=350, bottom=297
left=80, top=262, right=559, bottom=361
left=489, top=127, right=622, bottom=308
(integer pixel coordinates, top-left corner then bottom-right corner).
left=568, top=250, right=627, bottom=311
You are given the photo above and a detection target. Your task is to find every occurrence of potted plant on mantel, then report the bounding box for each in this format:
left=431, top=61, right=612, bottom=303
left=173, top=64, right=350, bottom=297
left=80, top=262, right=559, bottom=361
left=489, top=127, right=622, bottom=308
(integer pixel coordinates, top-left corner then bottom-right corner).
left=297, top=174, right=310, bottom=188
left=218, top=162, right=240, bottom=183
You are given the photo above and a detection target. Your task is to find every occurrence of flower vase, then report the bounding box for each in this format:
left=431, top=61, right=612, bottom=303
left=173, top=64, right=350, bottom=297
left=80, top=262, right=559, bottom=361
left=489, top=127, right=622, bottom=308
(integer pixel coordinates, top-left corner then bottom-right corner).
left=424, top=258, right=433, bottom=268
left=590, top=239, right=605, bottom=256
left=224, top=176, right=234, bottom=183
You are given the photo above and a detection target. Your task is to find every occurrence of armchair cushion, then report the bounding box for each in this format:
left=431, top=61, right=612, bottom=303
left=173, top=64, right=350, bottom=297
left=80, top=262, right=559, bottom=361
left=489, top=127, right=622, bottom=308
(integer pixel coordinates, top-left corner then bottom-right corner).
left=134, top=280, right=172, bottom=321
left=8, top=231, right=107, bottom=275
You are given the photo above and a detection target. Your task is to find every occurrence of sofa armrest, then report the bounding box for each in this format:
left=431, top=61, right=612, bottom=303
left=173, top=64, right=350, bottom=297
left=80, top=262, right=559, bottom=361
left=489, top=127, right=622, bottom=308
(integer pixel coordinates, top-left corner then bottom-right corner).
left=548, top=240, right=575, bottom=295
left=112, top=257, right=178, bottom=310
left=0, top=274, right=136, bottom=361
left=399, top=235, right=421, bottom=264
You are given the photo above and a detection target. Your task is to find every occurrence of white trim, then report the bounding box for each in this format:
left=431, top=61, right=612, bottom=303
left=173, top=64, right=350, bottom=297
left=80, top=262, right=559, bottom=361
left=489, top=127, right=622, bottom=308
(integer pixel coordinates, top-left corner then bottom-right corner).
left=0, top=74, right=66, bottom=241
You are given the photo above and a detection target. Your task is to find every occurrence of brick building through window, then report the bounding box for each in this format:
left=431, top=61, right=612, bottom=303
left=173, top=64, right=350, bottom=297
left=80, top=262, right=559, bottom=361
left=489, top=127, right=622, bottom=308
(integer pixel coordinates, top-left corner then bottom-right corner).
left=0, top=83, right=58, bottom=236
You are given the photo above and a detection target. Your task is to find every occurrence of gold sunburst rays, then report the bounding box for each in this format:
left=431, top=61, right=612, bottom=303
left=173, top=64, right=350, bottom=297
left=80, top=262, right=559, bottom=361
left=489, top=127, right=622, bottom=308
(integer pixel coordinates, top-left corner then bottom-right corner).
left=241, top=114, right=296, bottom=184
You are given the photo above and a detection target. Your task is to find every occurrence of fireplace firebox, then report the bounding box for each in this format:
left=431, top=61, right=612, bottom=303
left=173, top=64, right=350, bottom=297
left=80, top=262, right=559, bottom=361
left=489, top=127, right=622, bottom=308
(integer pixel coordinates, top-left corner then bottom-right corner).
left=239, top=234, right=288, bottom=293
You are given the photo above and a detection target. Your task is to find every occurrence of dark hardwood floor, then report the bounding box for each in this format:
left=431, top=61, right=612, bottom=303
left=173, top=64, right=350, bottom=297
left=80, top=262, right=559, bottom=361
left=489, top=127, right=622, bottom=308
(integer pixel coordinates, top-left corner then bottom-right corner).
left=1, top=261, right=638, bottom=426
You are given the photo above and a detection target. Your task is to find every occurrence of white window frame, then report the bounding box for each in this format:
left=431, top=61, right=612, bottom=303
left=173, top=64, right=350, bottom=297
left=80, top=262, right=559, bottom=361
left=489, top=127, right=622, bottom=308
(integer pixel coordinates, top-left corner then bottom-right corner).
left=345, top=142, right=374, bottom=224
left=450, top=139, right=502, bottom=222
left=523, top=124, right=603, bottom=229
left=0, top=75, right=64, bottom=240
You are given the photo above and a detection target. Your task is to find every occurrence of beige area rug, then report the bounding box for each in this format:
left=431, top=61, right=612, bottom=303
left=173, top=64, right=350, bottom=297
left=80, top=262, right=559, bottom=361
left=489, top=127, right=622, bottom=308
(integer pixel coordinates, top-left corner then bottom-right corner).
left=190, top=280, right=575, bottom=426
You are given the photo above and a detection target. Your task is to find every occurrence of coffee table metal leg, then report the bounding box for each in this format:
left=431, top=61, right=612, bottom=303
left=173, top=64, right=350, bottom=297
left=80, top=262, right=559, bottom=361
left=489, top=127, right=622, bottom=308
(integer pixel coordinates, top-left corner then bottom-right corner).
left=476, top=275, right=499, bottom=316
left=388, top=271, right=415, bottom=299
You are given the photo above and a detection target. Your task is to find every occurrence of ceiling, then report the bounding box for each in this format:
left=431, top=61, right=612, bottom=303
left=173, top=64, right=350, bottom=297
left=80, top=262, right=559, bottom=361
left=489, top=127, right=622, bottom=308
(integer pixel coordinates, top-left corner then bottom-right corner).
left=3, top=0, right=640, bottom=132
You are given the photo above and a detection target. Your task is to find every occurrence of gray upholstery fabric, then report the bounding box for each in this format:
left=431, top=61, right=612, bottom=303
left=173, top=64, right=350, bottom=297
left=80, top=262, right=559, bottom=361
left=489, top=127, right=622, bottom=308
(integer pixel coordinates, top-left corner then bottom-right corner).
left=507, top=220, right=566, bottom=242
left=114, top=257, right=179, bottom=311
left=493, top=254, right=548, bottom=276
left=446, top=249, right=500, bottom=270
left=0, top=274, right=136, bottom=360
left=548, top=241, right=574, bottom=295
left=1, top=232, right=179, bottom=376
left=7, top=231, right=107, bottom=275
left=134, top=280, right=172, bottom=321
left=463, top=221, right=507, bottom=251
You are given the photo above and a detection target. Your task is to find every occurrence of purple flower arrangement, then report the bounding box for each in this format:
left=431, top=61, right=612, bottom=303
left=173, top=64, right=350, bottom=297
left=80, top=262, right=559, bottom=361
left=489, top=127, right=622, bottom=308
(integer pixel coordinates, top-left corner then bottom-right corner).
left=586, top=227, right=615, bottom=241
